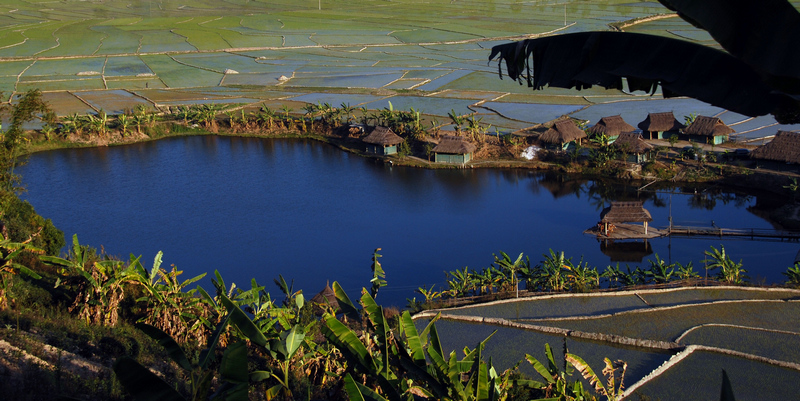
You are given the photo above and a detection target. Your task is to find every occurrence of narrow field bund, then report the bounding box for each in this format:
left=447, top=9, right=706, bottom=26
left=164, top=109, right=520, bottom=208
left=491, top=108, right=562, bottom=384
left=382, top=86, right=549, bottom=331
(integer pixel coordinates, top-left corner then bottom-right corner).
left=414, top=286, right=800, bottom=399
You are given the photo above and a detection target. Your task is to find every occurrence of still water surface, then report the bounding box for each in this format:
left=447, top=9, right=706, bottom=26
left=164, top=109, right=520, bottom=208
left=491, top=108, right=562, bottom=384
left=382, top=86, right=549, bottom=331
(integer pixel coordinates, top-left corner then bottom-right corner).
left=19, top=136, right=799, bottom=305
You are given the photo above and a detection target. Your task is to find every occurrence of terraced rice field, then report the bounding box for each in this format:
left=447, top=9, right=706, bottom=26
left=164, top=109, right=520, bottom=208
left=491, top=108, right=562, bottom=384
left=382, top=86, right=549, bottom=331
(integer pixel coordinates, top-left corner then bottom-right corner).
left=415, top=287, right=800, bottom=399
left=2, top=0, right=797, bottom=137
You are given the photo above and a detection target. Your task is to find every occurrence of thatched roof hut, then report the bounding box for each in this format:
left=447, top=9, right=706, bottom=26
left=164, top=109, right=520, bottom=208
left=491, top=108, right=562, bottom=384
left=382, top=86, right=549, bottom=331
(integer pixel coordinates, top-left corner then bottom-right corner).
left=432, top=135, right=476, bottom=154
left=613, top=132, right=654, bottom=154
left=751, top=130, right=800, bottom=164
left=637, top=112, right=685, bottom=133
left=310, top=282, right=339, bottom=314
left=599, top=201, right=653, bottom=235
left=600, top=202, right=653, bottom=223
left=539, top=119, right=587, bottom=145
left=362, top=126, right=404, bottom=146
left=587, top=115, right=635, bottom=138
left=683, top=116, right=734, bottom=137
left=433, top=135, right=477, bottom=164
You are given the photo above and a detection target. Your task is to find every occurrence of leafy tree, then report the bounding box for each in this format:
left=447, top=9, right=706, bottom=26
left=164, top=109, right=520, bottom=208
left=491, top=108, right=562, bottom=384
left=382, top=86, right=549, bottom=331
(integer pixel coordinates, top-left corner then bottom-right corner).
left=489, top=0, right=800, bottom=124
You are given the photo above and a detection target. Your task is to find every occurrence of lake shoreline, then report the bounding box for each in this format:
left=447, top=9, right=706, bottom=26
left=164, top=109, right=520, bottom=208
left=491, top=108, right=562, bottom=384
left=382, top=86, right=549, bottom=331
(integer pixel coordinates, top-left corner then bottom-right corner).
left=21, top=121, right=800, bottom=201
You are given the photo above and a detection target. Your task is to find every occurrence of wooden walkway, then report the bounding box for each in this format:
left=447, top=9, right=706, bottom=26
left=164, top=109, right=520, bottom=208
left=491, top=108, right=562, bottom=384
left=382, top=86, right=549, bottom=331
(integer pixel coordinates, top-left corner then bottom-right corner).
left=584, top=223, right=668, bottom=239
left=586, top=224, right=800, bottom=241
left=668, top=226, right=800, bottom=240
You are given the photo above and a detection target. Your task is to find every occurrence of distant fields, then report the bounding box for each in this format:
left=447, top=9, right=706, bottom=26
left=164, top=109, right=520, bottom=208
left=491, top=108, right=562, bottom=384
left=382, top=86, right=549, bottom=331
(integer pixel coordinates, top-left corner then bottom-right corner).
left=1, top=0, right=798, bottom=137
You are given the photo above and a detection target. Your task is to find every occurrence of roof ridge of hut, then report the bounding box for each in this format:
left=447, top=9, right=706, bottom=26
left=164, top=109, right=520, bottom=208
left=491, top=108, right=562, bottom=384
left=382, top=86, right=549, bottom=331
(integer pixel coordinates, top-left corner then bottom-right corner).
left=683, top=115, right=735, bottom=136
left=588, top=115, right=636, bottom=136
left=539, top=119, right=587, bottom=144
left=613, top=132, right=654, bottom=154
left=362, top=126, right=404, bottom=145
left=637, top=111, right=685, bottom=132
left=751, top=130, right=800, bottom=164
left=432, top=135, right=477, bottom=154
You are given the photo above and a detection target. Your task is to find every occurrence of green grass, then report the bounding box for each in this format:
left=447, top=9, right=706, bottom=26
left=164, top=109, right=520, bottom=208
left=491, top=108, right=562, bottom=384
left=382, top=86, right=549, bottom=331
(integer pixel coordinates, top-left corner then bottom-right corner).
left=25, top=58, right=106, bottom=77
left=140, top=55, right=223, bottom=88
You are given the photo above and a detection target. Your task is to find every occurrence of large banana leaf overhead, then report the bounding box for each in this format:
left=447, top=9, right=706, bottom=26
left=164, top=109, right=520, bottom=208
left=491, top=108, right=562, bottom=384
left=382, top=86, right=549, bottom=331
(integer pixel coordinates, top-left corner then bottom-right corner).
left=489, top=0, right=800, bottom=123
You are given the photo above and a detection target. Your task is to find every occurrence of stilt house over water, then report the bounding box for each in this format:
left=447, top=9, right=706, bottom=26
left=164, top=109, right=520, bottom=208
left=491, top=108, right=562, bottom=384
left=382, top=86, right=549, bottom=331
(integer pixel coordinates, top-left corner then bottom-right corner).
left=362, top=126, right=404, bottom=155
left=539, top=119, right=587, bottom=150
left=637, top=111, right=685, bottom=140
left=750, top=130, right=800, bottom=164
left=432, top=135, right=477, bottom=164
left=600, top=201, right=653, bottom=236
left=588, top=115, right=636, bottom=142
left=683, top=116, right=734, bottom=145
left=612, top=132, right=654, bottom=163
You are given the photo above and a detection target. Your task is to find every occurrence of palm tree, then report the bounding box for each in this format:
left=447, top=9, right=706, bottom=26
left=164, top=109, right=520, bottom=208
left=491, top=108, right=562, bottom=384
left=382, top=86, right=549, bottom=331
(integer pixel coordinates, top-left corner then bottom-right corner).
left=489, top=0, right=800, bottom=124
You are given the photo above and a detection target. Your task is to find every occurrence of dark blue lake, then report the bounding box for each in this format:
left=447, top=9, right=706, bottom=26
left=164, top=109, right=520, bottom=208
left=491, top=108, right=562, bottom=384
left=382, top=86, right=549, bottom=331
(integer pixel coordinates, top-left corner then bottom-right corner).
left=18, top=136, right=799, bottom=305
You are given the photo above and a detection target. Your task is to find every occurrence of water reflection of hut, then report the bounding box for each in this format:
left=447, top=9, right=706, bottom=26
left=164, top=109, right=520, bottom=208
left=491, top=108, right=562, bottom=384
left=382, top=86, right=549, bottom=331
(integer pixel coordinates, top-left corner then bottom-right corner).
left=750, top=130, right=800, bottom=164
left=433, top=135, right=477, bottom=164
left=683, top=116, right=734, bottom=145
left=637, top=112, right=685, bottom=140
left=362, top=126, right=404, bottom=155
left=310, top=282, right=339, bottom=315
left=588, top=115, right=635, bottom=142
left=613, top=132, right=654, bottom=164
left=600, top=201, right=653, bottom=235
left=600, top=240, right=653, bottom=263
left=539, top=120, right=587, bottom=150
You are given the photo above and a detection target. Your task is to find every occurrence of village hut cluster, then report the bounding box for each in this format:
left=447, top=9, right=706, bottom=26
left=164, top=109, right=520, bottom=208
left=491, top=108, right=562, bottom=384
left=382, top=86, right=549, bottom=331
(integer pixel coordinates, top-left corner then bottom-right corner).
left=355, top=111, right=799, bottom=168
left=358, top=125, right=477, bottom=164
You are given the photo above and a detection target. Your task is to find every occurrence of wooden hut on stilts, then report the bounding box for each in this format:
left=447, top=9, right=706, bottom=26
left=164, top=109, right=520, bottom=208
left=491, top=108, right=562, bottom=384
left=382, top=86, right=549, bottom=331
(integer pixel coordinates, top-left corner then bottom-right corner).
left=599, top=201, right=653, bottom=236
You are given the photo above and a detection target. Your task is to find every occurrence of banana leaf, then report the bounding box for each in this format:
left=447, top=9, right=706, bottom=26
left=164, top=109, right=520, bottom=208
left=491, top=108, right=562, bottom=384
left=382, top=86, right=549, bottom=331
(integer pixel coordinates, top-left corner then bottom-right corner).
left=113, top=356, right=185, bottom=401
left=134, top=323, right=191, bottom=371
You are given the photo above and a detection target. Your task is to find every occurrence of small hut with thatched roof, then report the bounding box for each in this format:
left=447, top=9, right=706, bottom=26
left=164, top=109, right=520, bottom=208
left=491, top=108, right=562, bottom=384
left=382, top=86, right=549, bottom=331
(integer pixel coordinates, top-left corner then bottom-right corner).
left=362, top=126, right=404, bottom=155
left=599, top=201, right=653, bottom=236
left=539, top=119, right=587, bottom=150
left=751, top=131, right=800, bottom=164
left=637, top=112, right=685, bottom=140
left=310, top=282, right=339, bottom=315
left=683, top=116, right=734, bottom=145
left=433, top=135, right=477, bottom=164
left=613, top=132, right=654, bottom=163
left=588, top=115, right=636, bottom=142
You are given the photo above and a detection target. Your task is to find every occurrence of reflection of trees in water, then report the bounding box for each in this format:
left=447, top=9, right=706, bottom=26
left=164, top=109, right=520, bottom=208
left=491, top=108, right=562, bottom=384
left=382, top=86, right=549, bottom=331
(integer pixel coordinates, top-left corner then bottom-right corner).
left=533, top=172, right=588, bottom=200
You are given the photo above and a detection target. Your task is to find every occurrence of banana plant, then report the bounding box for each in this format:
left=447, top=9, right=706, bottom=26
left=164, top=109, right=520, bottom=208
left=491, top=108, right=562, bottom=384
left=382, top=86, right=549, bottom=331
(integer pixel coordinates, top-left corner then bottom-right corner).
left=41, top=234, right=138, bottom=325
left=321, top=284, right=511, bottom=401
left=130, top=251, right=208, bottom=343
left=645, top=254, right=675, bottom=284
left=565, top=354, right=627, bottom=401
left=114, top=315, right=250, bottom=401
left=520, top=343, right=591, bottom=401
left=493, top=251, right=528, bottom=297
left=0, top=234, right=44, bottom=310
left=218, top=293, right=311, bottom=400
left=370, top=248, right=386, bottom=299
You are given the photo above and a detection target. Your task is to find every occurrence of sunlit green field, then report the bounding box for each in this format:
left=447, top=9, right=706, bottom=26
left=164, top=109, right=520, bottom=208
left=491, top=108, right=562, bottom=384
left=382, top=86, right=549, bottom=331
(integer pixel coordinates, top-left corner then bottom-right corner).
left=0, top=0, right=797, bottom=135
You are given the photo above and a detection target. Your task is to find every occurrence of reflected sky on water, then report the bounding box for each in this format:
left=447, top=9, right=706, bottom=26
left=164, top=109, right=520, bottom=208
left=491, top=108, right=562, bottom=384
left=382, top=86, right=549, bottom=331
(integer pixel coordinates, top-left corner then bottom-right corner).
left=19, top=137, right=799, bottom=305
